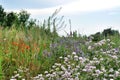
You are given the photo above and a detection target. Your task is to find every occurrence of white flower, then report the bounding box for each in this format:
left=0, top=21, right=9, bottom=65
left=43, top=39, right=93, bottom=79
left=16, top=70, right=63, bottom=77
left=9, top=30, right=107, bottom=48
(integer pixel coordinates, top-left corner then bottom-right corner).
left=61, top=65, right=66, bottom=71
left=52, top=65, right=56, bottom=69
left=114, top=71, right=119, bottom=77
left=67, top=55, right=71, bottom=58
left=88, top=46, right=93, bottom=50
left=44, top=71, right=48, bottom=74
left=46, top=74, right=50, bottom=77
left=111, top=55, right=118, bottom=59
left=14, top=71, right=17, bottom=74
left=79, top=57, right=83, bottom=60
left=38, top=74, right=43, bottom=77
left=104, top=74, right=108, bottom=77
left=74, top=55, right=78, bottom=61
left=14, top=74, right=20, bottom=78
left=64, top=57, right=69, bottom=62
left=93, top=57, right=97, bottom=61
left=59, top=56, right=63, bottom=59
left=101, top=67, right=106, bottom=72
left=76, top=65, right=80, bottom=69
left=100, top=58, right=104, bottom=61
left=72, top=52, right=76, bottom=55
left=103, top=52, right=106, bottom=54
left=109, top=74, right=114, bottom=77
left=106, top=51, right=110, bottom=54
left=107, top=39, right=110, bottom=42
left=62, top=71, right=71, bottom=78
left=91, top=66, right=96, bottom=69
left=95, top=61, right=100, bottom=64
left=109, top=68, right=114, bottom=72
left=82, top=69, right=87, bottom=72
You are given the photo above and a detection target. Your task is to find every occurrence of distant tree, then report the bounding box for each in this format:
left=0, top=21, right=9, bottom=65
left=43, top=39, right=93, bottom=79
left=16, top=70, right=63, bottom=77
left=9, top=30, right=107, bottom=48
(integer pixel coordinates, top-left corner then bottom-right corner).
left=28, top=18, right=36, bottom=29
left=102, top=28, right=112, bottom=37
left=92, top=32, right=102, bottom=42
left=102, top=28, right=119, bottom=37
left=18, top=10, right=30, bottom=26
left=0, top=5, right=6, bottom=26
left=5, top=12, right=17, bottom=27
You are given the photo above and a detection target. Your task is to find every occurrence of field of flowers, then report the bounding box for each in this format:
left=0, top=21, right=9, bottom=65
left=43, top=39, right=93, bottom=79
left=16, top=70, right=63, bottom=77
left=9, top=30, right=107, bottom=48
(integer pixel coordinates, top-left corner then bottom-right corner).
left=1, top=5, right=120, bottom=80
left=0, top=8, right=120, bottom=80
left=30, top=37, right=120, bottom=80
left=0, top=25, right=120, bottom=80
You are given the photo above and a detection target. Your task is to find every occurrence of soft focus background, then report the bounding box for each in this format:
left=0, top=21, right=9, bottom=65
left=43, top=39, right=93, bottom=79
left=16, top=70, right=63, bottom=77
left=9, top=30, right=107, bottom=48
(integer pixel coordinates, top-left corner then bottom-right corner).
left=1, top=0, right=120, bottom=36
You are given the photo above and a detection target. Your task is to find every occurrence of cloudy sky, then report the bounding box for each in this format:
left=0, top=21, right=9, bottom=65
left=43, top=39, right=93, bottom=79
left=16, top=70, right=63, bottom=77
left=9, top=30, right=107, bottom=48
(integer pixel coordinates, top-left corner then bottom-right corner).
left=1, top=0, right=120, bottom=36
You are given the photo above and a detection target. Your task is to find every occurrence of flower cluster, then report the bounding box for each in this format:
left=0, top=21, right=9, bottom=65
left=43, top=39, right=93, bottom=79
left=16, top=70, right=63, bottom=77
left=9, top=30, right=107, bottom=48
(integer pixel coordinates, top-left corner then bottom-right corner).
left=10, top=38, right=120, bottom=80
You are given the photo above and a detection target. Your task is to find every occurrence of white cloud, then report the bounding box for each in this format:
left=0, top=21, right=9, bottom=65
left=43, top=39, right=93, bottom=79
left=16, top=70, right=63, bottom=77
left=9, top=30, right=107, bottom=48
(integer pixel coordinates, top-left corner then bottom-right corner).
left=61, top=0, right=120, bottom=14
left=28, top=0, right=120, bottom=15
left=6, top=0, right=120, bottom=16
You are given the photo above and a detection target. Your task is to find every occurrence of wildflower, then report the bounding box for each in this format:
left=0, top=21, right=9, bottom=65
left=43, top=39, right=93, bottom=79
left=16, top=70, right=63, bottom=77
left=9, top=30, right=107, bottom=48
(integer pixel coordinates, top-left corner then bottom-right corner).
left=95, top=69, right=103, bottom=75
left=61, top=65, right=66, bottom=71
left=14, top=71, right=17, bottom=74
left=64, top=57, right=69, bottom=62
left=101, top=67, right=106, bottom=72
left=44, top=71, right=48, bottom=74
left=14, top=74, right=20, bottom=78
left=54, top=63, right=61, bottom=67
left=38, top=74, right=43, bottom=77
left=62, top=71, right=71, bottom=78
left=52, top=65, right=56, bottom=69
left=100, top=58, right=104, bottom=61
left=88, top=46, right=93, bottom=50
left=109, top=74, right=114, bottom=77
left=109, top=68, right=114, bottom=72
left=74, top=55, right=78, bottom=61
left=93, top=57, right=97, bottom=61
left=59, top=56, right=63, bottom=59
left=72, top=52, right=76, bottom=55
left=82, top=69, right=87, bottom=72
left=114, top=71, right=119, bottom=77
left=46, top=73, right=50, bottom=78
left=111, top=55, right=118, bottom=59
left=107, top=39, right=110, bottom=42
left=67, top=55, right=71, bottom=58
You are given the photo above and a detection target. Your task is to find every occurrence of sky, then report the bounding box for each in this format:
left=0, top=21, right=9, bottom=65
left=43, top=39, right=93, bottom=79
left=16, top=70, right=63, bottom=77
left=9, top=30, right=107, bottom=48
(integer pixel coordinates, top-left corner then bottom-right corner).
left=1, top=0, right=120, bottom=36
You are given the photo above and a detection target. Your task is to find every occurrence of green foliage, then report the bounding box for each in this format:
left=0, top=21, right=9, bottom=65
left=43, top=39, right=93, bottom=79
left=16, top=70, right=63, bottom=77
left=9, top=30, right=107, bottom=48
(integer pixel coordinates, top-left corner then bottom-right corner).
left=18, top=10, right=30, bottom=26
left=0, top=5, right=6, bottom=26
left=5, top=12, right=17, bottom=27
left=91, top=28, right=120, bottom=42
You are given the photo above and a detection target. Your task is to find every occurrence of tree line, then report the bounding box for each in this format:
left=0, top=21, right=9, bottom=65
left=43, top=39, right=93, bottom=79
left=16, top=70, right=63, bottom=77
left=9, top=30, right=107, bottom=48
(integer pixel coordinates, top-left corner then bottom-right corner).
left=90, top=28, right=120, bottom=42
left=0, top=5, right=36, bottom=29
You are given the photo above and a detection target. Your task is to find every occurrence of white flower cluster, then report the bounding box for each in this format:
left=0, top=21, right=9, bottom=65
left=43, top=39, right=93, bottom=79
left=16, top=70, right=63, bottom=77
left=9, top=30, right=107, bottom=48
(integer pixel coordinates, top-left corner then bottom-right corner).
left=32, top=50, right=120, bottom=80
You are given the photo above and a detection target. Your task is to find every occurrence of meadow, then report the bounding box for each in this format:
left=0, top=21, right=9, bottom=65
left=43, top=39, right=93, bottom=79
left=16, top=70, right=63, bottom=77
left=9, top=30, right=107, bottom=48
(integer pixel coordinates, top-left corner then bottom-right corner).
left=0, top=6, right=120, bottom=80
